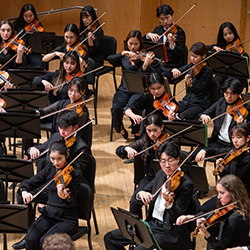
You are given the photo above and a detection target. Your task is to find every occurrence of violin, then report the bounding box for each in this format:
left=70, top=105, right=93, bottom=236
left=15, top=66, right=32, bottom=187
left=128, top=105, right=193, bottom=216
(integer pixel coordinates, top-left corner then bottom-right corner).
left=24, top=19, right=44, bottom=32
left=69, top=42, right=87, bottom=59
left=191, top=203, right=235, bottom=237
left=66, top=99, right=86, bottom=117
left=129, top=51, right=165, bottom=65
left=153, top=132, right=170, bottom=150
left=0, top=98, right=6, bottom=112
left=0, top=70, right=10, bottom=86
left=226, top=38, right=244, bottom=55
left=65, top=136, right=76, bottom=148
left=54, top=164, right=74, bottom=199
left=153, top=92, right=179, bottom=118
left=65, top=70, right=83, bottom=83
left=84, top=22, right=98, bottom=39
left=186, top=62, right=206, bottom=86
left=213, top=145, right=250, bottom=175
left=165, top=170, right=184, bottom=204
left=3, top=36, right=31, bottom=54
left=227, top=98, right=249, bottom=122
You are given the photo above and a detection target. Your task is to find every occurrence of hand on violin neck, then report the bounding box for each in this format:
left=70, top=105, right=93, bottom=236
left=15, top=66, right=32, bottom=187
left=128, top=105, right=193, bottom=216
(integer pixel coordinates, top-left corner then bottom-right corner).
left=216, top=158, right=224, bottom=166
left=163, top=190, right=175, bottom=207
left=185, top=74, right=192, bottom=87
left=196, top=218, right=210, bottom=238
left=57, top=184, right=71, bottom=199
left=168, top=110, right=177, bottom=121
left=167, top=33, right=176, bottom=46
left=236, top=115, right=244, bottom=124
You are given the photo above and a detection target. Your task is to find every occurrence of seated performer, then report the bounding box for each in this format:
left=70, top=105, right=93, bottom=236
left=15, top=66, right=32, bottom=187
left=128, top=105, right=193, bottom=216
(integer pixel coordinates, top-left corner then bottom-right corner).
left=104, top=141, right=195, bottom=250
left=16, top=141, right=81, bottom=250
left=144, top=4, right=186, bottom=77
left=176, top=175, right=250, bottom=250
left=195, top=78, right=250, bottom=161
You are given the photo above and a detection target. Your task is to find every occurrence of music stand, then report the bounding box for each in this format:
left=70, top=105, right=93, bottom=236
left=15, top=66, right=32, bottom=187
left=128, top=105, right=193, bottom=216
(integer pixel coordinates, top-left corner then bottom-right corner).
left=26, top=32, right=64, bottom=54
left=143, top=41, right=166, bottom=62
left=0, top=204, right=28, bottom=250
left=207, top=51, right=250, bottom=79
left=8, top=69, right=48, bottom=89
left=163, top=120, right=208, bottom=147
left=242, top=92, right=250, bottom=102
left=0, top=157, right=33, bottom=201
left=0, top=112, right=40, bottom=156
left=111, top=207, right=161, bottom=250
left=1, top=90, right=48, bottom=111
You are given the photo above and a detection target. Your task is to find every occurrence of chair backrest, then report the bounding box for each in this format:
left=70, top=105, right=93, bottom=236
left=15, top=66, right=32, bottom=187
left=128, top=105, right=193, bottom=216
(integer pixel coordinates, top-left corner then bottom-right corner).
left=77, top=183, right=94, bottom=220
left=102, top=35, right=117, bottom=60
left=210, top=79, right=221, bottom=104
left=85, top=57, right=95, bottom=85
left=85, top=154, right=96, bottom=191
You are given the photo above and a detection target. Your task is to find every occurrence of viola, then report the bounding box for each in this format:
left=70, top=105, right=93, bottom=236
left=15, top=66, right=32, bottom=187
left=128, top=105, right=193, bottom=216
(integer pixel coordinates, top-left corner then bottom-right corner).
left=213, top=145, right=250, bottom=175
left=165, top=170, right=184, bottom=204
left=54, top=164, right=74, bottom=199
left=153, top=92, right=179, bottom=118
left=66, top=99, right=86, bottom=117
left=227, top=98, right=249, bottom=122
left=191, top=203, right=235, bottom=237
left=24, top=19, right=44, bottom=32
left=153, top=132, right=170, bottom=150
left=226, top=38, right=244, bottom=55
left=65, top=70, right=83, bottom=83
left=3, top=36, right=31, bottom=54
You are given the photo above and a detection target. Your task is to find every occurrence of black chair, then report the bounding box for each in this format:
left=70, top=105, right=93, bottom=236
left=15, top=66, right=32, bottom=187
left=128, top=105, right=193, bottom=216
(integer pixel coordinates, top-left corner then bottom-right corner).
left=93, top=35, right=118, bottom=124
left=70, top=183, right=94, bottom=250
left=210, top=79, right=221, bottom=104
left=85, top=154, right=99, bottom=235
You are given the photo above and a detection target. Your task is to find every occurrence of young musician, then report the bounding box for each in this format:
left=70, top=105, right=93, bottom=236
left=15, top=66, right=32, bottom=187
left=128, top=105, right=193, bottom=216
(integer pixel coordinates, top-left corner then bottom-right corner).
left=17, top=141, right=81, bottom=250
left=124, top=72, right=176, bottom=125
left=108, top=30, right=154, bottom=139
left=116, top=114, right=169, bottom=218
left=144, top=4, right=186, bottom=76
left=79, top=5, right=104, bottom=68
left=207, top=22, right=249, bottom=88
left=176, top=175, right=250, bottom=250
left=39, top=77, right=91, bottom=147
left=0, top=20, right=24, bottom=71
left=195, top=78, right=250, bottom=161
left=169, top=42, right=213, bottom=120
left=33, top=51, right=83, bottom=104
left=12, top=4, right=44, bottom=68
left=26, top=110, right=90, bottom=175
left=42, top=23, right=88, bottom=72
left=104, top=141, right=194, bottom=250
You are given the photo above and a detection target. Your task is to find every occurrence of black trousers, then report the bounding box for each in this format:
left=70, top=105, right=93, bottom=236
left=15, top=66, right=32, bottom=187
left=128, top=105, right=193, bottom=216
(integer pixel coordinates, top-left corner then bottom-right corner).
left=104, top=220, right=169, bottom=250
left=178, top=101, right=206, bottom=120
left=26, top=214, right=77, bottom=250
left=111, top=90, right=142, bottom=133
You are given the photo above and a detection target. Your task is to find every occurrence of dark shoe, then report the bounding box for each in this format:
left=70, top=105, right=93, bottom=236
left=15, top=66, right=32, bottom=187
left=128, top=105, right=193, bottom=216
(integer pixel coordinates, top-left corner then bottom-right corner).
left=120, top=128, right=128, bottom=139
left=12, top=237, right=26, bottom=249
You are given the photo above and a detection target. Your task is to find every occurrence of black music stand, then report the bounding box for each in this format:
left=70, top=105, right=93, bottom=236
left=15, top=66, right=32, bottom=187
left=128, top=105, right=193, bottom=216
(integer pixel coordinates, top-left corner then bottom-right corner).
left=26, top=32, right=64, bottom=54
left=242, top=92, right=250, bottom=102
left=163, top=120, right=208, bottom=147
left=8, top=69, right=48, bottom=89
left=207, top=51, right=250, bottom=79
left=0, top=204, right=28, bottom=250
left=0, top=157, right=33, bottom=202
left=1, top=90, right=48, bottom=111
left=111, top=207, right=161, bottom=250
left=143, top=41, right=166, bottom=62
left=0, top=112, right=40, bottom=156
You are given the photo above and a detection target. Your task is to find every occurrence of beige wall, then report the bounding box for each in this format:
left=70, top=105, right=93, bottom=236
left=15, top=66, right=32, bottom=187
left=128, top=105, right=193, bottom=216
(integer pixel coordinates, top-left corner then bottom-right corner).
left=1, top=0, right=250, bottom=62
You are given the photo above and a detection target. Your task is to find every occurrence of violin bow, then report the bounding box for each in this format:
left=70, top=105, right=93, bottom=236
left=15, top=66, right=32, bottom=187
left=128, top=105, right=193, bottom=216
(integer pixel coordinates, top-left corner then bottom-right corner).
left=159, top=3, right=197, bottom=40
left=123, top=123, right=196, bottom=164
left=152, top=145, right=198, bottom=198
left=79, top=10, right=107, bottom=36
left=73, top=22, right=106, bottom=52
left=40, top=96, right=95, bottom=120
left=211, top=99, right=250, bottom=122
left=32, top=151, right=84, bottom=201
left=38, top=119, right=94, bottom=158
left=52, top=65, right=104, bottom=90
left=178, top=201, right=238, bottom=225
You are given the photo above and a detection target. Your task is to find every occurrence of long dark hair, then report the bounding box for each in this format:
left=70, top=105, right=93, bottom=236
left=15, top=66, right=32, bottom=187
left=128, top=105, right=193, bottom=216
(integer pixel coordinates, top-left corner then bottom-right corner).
left=15, top=4, right=39, bottom=27
left=79, top=6, right=99, bottom=32
left=0, top=20, right=15, bottom=44
left=216, top=22, right=240, bottom=48
left=53, top=51, right=81, bottom=95
left=123, top=30, right=144, bottom=51
left=190, top=42, right=208, bottom=56
left=63, top=23, right=80, bottom=46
